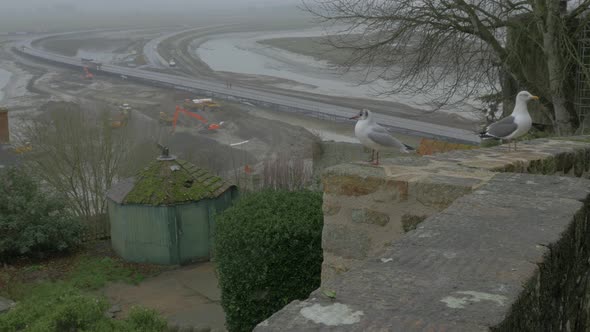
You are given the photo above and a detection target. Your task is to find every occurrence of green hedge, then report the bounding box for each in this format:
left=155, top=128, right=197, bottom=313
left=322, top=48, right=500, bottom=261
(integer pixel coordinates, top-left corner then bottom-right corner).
left=0, top=168, right=84, bottom=260
left=215, top=190, right=323, bottom=332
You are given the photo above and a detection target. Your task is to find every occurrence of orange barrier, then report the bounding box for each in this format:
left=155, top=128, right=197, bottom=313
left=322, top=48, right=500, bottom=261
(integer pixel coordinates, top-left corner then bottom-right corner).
left=416, top=138, right=477, bottom=156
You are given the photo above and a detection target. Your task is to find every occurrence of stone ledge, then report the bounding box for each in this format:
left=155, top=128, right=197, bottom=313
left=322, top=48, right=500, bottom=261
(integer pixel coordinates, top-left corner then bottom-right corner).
left=256, top=173, right=590, bottom=331
left=320, top=137, right=590, bottom=285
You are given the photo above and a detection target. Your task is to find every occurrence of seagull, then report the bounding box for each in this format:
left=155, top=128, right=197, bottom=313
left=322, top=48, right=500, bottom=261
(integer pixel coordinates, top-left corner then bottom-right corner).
left=479, top=91, right=539, bottom=151
left=350, top=109, right=414, bottom=165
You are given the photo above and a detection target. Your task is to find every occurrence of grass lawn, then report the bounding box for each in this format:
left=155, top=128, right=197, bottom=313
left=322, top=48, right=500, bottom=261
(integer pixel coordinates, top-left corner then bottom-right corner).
left=0, top=241, right=171, bottom=332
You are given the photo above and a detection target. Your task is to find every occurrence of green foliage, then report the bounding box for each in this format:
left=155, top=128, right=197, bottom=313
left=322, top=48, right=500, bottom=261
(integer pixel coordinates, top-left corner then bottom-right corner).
left=215, top=190, right=323, bottom=332
left=0, top=168, right=85, bottom=260
left=0, top=283, right=107, bottom=332
left=121, top=306, right=168, bottom=331
left=0, top=283, right=166, bottom=332
left=67, top=255, right=145, bottom=290
left=0, top=253, right=161, bottom=332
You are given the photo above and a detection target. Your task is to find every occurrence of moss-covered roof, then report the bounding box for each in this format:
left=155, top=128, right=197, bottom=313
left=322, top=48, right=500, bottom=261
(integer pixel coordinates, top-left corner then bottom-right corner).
left=122, top=159, right=234, bottom=205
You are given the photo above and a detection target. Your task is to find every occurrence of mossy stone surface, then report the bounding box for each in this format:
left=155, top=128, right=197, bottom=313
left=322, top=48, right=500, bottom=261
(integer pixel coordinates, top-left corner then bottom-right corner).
left=123, top=159, right=232, bottom=205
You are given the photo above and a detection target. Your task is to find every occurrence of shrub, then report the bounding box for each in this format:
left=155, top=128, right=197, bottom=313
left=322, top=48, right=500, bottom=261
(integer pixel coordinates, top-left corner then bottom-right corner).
left=0, top=168, right=84, bottom=260
left=122, top=306, right=168, bottom=331
left=0, top=283, right=166, bottom=332
left=215, top=190, right=323, bottom=332
left=0, top=283, right=108, bottom=332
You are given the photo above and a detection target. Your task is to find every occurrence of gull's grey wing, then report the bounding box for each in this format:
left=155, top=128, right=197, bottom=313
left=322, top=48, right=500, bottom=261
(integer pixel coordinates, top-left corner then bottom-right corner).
left=486, top=116, right=517, bottom=138
left=368, top=129, right=405, bottom=149
left=371, top=124, right=390, bottom=134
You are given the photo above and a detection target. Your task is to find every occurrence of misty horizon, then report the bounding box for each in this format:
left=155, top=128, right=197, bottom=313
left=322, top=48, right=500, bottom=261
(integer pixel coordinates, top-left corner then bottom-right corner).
left=2, top=0, right=301, bottom=12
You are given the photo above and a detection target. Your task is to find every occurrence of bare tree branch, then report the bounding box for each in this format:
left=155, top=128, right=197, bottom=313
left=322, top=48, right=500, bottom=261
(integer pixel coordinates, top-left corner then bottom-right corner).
left=303, top=0, right=584, bottom=133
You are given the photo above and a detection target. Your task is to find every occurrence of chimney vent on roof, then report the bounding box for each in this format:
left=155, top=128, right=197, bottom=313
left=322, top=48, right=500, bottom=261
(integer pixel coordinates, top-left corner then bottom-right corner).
left=156, top=143, right=176, bottom=161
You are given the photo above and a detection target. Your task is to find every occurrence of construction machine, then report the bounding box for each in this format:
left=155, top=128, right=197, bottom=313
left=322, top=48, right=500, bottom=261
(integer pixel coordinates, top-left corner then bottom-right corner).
left=160, top=105, right=223, bottom=133
left=111, top=104, right=131, bottom=129
left=172, top=106, right=207, bottom=132
left=183, top=98, right=220, bottom=111
left=83, top=66, right=94, bottom=80
left=13, top=142, right=32, bottom=154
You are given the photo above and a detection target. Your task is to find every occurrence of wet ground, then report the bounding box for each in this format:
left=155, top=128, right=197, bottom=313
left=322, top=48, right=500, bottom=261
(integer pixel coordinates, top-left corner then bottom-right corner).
left=193, top=29, right=484, bottom=122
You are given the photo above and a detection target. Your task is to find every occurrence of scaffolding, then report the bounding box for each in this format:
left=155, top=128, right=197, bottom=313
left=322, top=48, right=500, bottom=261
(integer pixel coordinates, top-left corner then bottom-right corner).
left=575, top=22, right=590, bottom=132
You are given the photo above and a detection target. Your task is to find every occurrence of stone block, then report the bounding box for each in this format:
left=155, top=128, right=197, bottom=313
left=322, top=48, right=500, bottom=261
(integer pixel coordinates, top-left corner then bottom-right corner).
left=408, top=175, right=480, bottom=208
left=322, top=201, right=341, bottom=216
left=320, top=253, right=361, bottom=288
left=322, top=224, right=370, bottom=260
left=350, top=208, right=389, bottom=226
left=323, top=175, right=382, bottom=196
left=322, top=164, right=389, bottom=197
left=401, top=214, right=427, bottom=232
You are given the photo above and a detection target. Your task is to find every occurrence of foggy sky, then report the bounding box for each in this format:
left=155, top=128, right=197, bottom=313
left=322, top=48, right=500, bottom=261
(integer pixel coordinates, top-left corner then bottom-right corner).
left=3, top=0, right=300, bottom=12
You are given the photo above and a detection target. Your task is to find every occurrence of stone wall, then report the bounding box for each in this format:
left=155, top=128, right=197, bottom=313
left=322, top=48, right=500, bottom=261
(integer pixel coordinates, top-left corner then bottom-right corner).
left=256, top=137, right=590, bottom=331
left=258, top=173, right=590, bottom=331
left=321, top=138, right=590, bottom=286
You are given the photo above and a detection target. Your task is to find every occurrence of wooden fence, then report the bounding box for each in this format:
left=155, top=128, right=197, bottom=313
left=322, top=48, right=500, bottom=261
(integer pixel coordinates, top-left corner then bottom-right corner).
left=83, top=214, right=111, bottom=242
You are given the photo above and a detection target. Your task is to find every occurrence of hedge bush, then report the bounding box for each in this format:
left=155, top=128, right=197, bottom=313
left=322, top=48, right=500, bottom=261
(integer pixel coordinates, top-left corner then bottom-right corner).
left=215, top=190, right=323, bottom=332
left=0, top=168, right=84, bottom=260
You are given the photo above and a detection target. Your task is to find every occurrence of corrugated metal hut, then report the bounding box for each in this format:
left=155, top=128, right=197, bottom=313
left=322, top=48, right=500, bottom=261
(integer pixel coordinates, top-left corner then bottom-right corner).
left=106, top=152, right=237, bottom=265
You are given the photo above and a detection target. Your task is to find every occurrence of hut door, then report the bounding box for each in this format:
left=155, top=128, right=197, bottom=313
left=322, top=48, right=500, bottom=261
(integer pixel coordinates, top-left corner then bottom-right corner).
left=177, top=204, right=210, bottom=264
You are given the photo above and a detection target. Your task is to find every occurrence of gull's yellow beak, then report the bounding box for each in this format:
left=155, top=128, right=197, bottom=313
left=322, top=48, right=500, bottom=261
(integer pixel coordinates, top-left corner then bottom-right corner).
left=531, top=95, right=540, bottom=100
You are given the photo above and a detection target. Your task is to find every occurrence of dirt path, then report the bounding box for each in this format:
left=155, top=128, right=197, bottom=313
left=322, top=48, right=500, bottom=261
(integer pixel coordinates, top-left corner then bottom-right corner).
left=101, top=262, right=226, bottom=332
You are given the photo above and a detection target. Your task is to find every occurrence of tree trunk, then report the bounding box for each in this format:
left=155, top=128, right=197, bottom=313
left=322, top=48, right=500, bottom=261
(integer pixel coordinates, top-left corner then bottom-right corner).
left=500, top=68, right=517, bottom=117
left=543, top=0, right=573, bottom=135
left=551, top=95, right=572, bottom=135
left=545, top=30, right=572, bottom=134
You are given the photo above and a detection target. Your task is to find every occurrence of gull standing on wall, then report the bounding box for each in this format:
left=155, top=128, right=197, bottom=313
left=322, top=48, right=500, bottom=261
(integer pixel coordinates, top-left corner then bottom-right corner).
left=479, top=91, right=539, bottom=150
left=350, top=109, right=414, bottom=165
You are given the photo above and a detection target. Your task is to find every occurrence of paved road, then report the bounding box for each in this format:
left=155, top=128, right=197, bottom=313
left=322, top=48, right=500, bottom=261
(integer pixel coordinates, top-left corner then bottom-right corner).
left=18, top=41, right=480, bottom=145
left=143, top=25, right=230, bottom=68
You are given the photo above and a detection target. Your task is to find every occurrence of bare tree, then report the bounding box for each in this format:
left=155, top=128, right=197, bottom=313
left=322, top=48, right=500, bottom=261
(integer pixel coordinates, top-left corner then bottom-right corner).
left=304, top=0, right=590, bottom=134
left=20, top=102, right=132, bottom=220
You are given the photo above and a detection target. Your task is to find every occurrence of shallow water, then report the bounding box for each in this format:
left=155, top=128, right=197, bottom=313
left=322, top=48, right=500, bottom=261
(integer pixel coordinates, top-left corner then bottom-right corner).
left=195, top=29, right=401, bottom=103
left=0, top=67, right=12, bottom=103
left=194, top=29, right=482, bottom=119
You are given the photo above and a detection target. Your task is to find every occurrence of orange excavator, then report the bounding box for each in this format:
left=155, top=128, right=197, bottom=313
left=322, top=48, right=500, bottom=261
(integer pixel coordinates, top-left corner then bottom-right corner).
left=172, top=106, right=207, bottom=132
left=160, top=106, right=222, bottom=132
left=83, top=66, right=94, bottom=80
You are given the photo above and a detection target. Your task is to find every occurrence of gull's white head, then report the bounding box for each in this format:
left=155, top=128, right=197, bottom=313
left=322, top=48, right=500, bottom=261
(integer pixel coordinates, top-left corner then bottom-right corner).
left=350, top=109, right=370, bottom=121
left=516, top=91, right=540, bottom=103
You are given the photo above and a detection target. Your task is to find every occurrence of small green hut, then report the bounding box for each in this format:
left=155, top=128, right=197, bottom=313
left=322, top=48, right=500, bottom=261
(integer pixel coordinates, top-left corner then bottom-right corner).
left=106, top=152, right=237, bottom=265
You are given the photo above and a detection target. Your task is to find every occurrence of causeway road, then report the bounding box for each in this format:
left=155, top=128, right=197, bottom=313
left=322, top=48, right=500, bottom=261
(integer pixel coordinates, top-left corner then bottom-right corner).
left=18, top=37, right=480, bottom=145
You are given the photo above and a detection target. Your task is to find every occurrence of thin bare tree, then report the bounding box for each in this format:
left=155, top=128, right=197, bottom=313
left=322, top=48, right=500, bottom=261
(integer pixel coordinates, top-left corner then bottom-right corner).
left=304, top=0, right=590, bottom=134
left=20, top=102, right=132, bottom=220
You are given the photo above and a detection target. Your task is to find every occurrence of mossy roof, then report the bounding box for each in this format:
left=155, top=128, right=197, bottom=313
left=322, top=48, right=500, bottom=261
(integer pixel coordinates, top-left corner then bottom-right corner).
left=117, top=159, right=234, bottom=206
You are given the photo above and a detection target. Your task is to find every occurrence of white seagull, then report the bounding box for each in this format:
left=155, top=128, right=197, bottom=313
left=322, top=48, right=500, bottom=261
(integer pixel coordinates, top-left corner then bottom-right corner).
left=350, top=109, right=414, bottom=165
left=479, top=90, right=539, bottom=150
